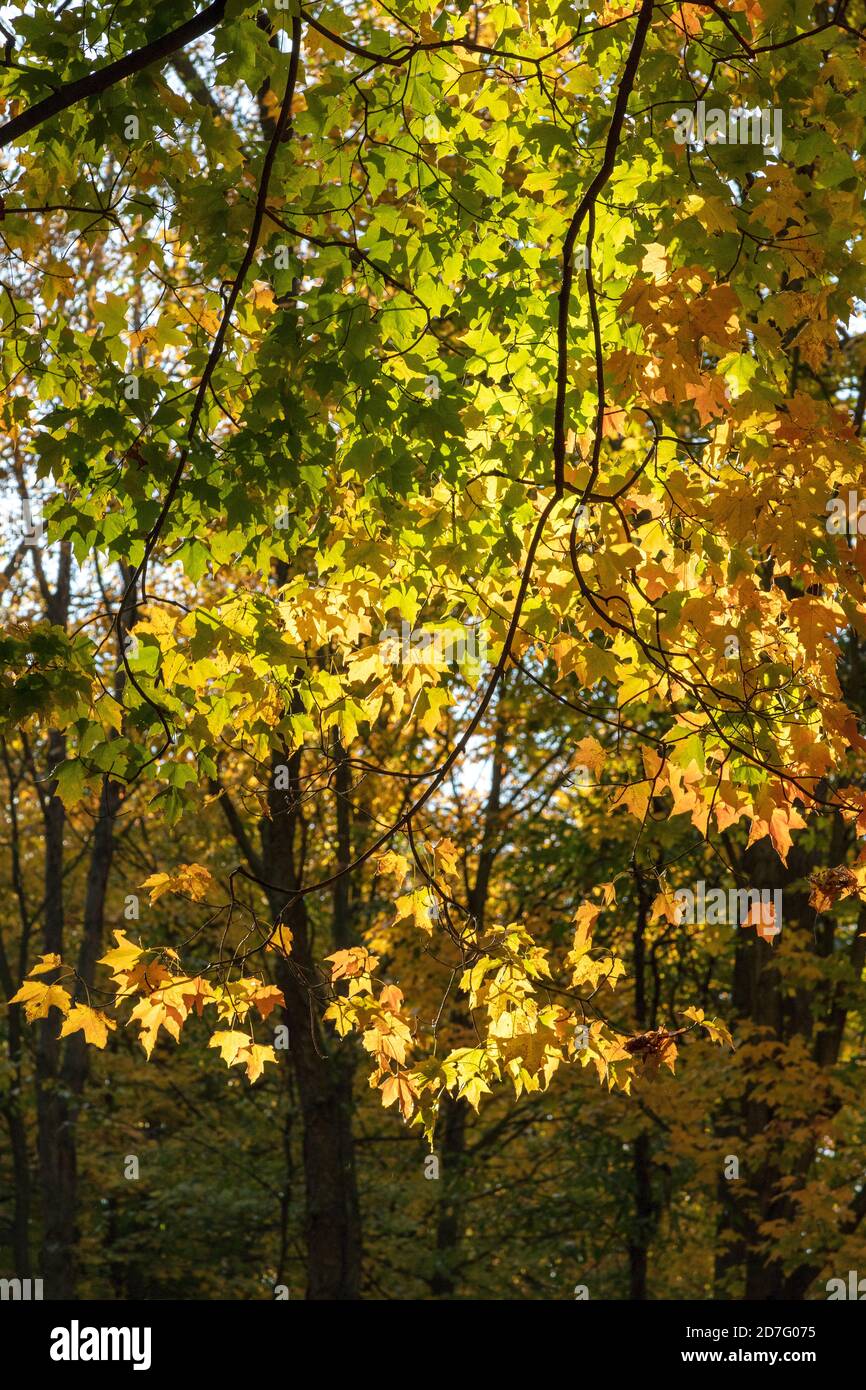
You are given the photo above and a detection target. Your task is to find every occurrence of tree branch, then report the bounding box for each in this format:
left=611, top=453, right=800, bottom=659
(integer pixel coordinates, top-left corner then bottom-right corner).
left=0, top=0, right=227, bottom=147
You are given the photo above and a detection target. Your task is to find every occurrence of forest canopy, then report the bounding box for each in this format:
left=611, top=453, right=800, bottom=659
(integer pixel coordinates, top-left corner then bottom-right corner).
left=2, top=0, right=866, bottom=1302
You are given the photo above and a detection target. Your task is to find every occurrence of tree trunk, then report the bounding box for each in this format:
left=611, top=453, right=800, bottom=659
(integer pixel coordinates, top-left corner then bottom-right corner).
left=35, top=727, right=77, bottom=1299
left=429, top=1093, right=467, bottom=1297
left=263, top=743, right=361, bottom=1299
left=628, top=868, right=659, bottom=1299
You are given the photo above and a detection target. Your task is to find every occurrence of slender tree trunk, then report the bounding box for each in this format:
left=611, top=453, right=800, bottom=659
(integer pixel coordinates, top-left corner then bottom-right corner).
left=61, top=775, right=122, bottom=1100
left=35, top=727, right=77, bottom=1298
left=429, top=1093, right=467, bottom=1297
left=0, top=740, right=35, bottom=1276
left=628, top=1131, right=654, bottom=1300
left=628, top=868, right=659, bottom=1299
left=2, top=986, right=32, bottom=1279
left=27, top=547, right=126, bottom=1298
left=269, top=940, right=362, bottom=1298
left=263, top=743, right=361, bottom=1299
left=714, top=839, right=821, bottom=1299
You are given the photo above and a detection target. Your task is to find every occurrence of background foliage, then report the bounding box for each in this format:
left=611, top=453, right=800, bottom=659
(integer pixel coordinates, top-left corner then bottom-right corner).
left=3, top=0, right=866, bottom=1299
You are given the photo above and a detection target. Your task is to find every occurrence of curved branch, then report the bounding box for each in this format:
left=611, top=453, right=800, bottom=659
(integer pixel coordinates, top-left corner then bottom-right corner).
left=0, top=0, right=227, bottom=148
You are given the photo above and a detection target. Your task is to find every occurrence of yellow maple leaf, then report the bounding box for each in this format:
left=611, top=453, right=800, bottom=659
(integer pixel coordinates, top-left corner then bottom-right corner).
left=140, top=872, right=173, bottom=903
left=650, top=889, right=684, bottom=925
left=327, top=946, right=379, bottom=981
left=9, top=980, right=71, bottom=1022
left=433, top=838, right=460, bottom=879
left=641, top=242, right=669, bottom=284
left=98, top=930, right=145, bottom=977
left=243, top=1043, right=277, bottom=1084
left=265, top=923, right=294, bottom=957
left=746, top=796, right=806, bottom=866
left=178, top=976, right=215, bottom=1017
left=573, top=901, right=602, bottom=941
left=574, top=735, right=606, bottom=777
left=129, top=994, right=186, bottom=1057
left=324, top=997, right=358, bottom=1037
left=380, top=1070, right=417, bottom=1119
left=142, top=862, right=214, bottom=904
left=394, top=889, right=434, bottom=934
left=29, top=953, right=62, bottom=976
left=59, top=1004, right=116, bottom=1049
left=208, top=1030, right=251, bottom=1067
left=376, top=849, right=410, bottom=879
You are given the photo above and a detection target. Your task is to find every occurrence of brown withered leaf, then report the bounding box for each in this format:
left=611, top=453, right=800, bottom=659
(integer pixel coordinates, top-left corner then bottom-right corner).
left=624, top=1027, right=687, bottom=1077
left=808, top=866, right=862, bottom=913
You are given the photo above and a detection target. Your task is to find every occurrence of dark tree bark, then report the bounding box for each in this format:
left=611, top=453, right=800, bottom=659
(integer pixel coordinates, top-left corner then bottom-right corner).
left=713, top=817, right=865, bottom=1300
left=0, top=739, right=34, bottom=1277
left=429, top=1093, right=467, bottom=1298
left=262, top=741, right=361, bottom=1299
left=627, top=867, right=660, bottom=1299
left=27, top=550, right=129, bottom=1297
left=34, top=726, right=77, bottom=1299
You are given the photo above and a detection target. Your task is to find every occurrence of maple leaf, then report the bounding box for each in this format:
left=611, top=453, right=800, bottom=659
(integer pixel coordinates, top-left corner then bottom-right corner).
left=139, top=872, right=173, bottom=903
left=327, top=946, right=379, bottom=982
left=747, top=797, right=807, bottom=866
left=141, top=862, right=214, bottom=904
left=650, top=889, right=684, bottom=925
left=378, top=983, right=404, bottom=1012
left=243, top=1043, right=277, bottom=1084
left=442, top=1047, right=495, bottom=1111
left=129, top=994, right=186, bottom=1058
left=265, top=924, right=294, bottom=958
left=574, top=735, right=606, bottom=776
left=624, top=1028, right=684, bottom=1077
left=98, top=930, right=145, bottom=977
left=249, top=984, right=285, bottom=1020
left=573, top=902, right=602, bottom=936
left=324, top=997, right=358, bottom=1038
left=363, top=1013, right=412, bottom=1066
left=682, top=1006, right=734, bottom=1050
left=394, top=888, right=434, bottom=934
left=376, top=850, right=410, bottom=879
left=641, top=242, right=669, bottom=284
left=741, top=898, right=781, bottom=944
left=29, top=953, right=62, bottom=976
left=433, top=838, right=459, bottom=879
left=9, top=979, right=71, bottom=1022
left=702, top=1017, right=734, bottom=1050
left=612, top=780, right=651, bottom=822
left=178, top=976, right=216, bottom=1017
left=113, top=959, right=171, bottom=1002
left=208, top=1030, right=252, bottom=1067
left=380, top=1070, right=418, bottom=1119
left=59, top=1004, right=116, bottom=1049
left=809, top=866, right=863, bottom=913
